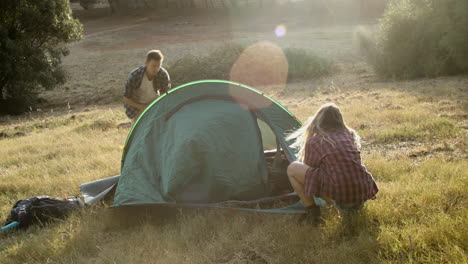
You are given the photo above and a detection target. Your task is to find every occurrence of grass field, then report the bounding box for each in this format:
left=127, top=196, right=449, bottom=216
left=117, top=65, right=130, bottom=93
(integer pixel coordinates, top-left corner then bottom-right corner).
left=0, top=5, right=467, bottom=264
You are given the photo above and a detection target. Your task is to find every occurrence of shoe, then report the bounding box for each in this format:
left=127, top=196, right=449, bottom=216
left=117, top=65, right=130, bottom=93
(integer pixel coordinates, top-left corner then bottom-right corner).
left=299, top=205, right=322, bottom=226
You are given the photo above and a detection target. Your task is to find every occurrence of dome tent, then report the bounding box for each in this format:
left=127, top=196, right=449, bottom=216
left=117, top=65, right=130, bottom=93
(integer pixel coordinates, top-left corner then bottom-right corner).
left=81, top=80, right=306, bottom=213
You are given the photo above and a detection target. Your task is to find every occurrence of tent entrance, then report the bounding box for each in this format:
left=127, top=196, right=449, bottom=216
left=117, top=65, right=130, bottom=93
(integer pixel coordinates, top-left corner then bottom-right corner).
left=257, top=119, right=292, bottom=195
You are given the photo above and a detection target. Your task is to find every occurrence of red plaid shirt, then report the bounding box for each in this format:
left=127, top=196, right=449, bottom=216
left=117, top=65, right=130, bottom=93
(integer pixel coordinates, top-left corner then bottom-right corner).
left=304, top=130, right=378, bottom=203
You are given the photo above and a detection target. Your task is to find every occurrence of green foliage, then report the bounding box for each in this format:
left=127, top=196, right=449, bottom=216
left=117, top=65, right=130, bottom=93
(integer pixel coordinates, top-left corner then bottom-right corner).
left=361, top=0, right=468, bottom=79
left=167, top=43, right=334, bottom=87
left=168, top=43, right=245, bottom=88
left=0, top=0, right=82, bottom=114
left=284, top=48, right=335, bottom=80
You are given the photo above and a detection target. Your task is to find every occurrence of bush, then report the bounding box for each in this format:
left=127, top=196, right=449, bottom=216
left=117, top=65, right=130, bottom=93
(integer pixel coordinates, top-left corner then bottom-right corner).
left=167, top=43, right=334, bottom=88
left=168, top=43, right=245, bottom=87
left=284, top=48, right=334, bottom=80
left=0, top=0, right=82, bottom=115
left=0, top=96, right=36, bottom=116
left=360, top=0, right=468, bottom=79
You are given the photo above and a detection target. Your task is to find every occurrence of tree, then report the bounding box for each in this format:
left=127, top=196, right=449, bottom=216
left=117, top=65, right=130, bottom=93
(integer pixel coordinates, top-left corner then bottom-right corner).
left=0, top=0, right=83, bottom=114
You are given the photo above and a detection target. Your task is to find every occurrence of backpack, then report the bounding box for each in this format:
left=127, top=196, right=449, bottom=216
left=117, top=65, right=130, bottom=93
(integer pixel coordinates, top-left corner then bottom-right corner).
left=3, top=196, right=84, bottom=230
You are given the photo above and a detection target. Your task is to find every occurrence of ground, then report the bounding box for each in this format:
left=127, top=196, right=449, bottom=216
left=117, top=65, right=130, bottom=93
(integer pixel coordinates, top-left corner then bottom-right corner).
left=0, top=4, right=467, bottom=264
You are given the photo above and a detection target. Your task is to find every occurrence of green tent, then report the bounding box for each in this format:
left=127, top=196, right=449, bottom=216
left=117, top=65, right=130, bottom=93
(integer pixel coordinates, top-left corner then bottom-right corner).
left=81, top=80, right=304, bottom=212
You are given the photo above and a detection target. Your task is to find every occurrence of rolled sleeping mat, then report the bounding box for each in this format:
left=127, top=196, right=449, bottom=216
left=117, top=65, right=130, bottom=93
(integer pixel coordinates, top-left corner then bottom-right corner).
left=1, top=221, right=20, bottom=231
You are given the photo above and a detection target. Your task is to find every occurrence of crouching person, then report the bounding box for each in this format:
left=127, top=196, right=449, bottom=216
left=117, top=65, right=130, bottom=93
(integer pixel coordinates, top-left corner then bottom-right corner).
left=287, top=103, right=378, bottom=224
left=123, top=50, right=171, bottom=124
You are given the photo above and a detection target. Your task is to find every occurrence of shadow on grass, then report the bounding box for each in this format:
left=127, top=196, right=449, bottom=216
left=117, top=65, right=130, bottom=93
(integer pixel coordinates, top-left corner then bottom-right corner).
left=102, top=205, right=182, bottom=231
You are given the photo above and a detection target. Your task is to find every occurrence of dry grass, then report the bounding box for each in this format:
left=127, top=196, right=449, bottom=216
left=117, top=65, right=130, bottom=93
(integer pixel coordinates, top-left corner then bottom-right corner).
left=1, top=8, right=467, bottom=264
left=1, top=82, right=466, bottom=263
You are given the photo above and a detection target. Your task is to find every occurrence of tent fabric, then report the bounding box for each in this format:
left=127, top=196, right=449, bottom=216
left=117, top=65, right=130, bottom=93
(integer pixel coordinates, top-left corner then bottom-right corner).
left=113, top=80, right=302, bottom=208
left=80, top=175, right=308, bottom=214
left=80, top=175, right=119, bottom=205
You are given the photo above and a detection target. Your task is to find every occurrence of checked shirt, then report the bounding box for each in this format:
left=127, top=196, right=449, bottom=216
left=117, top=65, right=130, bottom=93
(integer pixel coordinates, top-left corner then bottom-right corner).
left=304, top=130, right=379, bottom=203
left=123, top=65, right=171, bottom=119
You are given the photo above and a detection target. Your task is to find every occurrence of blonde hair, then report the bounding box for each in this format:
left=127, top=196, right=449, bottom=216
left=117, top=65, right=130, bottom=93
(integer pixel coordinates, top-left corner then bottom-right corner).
left=287, top=103, right=361, bottom=161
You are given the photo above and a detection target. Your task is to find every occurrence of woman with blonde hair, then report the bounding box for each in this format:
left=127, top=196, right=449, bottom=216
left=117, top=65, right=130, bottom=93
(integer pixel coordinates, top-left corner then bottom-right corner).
left=287, top=103, right=378, bottom=224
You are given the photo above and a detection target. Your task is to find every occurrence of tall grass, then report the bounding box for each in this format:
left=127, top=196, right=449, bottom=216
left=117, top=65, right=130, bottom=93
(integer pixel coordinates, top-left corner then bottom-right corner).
left=0, top=86, right=467, bottom=263
left=1, top=156, right=466, bottom=263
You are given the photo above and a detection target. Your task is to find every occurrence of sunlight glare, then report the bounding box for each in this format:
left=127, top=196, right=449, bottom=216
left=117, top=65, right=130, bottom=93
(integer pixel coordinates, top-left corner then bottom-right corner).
left=229, top=41, right=288, bottom=109
left=275, top=24, right=287, bottom=38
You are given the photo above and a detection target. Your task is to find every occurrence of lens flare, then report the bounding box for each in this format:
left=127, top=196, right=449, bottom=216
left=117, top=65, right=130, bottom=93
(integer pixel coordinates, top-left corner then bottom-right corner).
left=275, top=24, right=287, bottom=38
left=229, top=41, right=288, bottom=108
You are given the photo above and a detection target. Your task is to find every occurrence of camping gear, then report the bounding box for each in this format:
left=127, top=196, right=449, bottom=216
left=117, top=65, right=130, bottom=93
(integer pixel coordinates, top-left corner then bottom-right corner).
left=81, top=175, right=120, bottom=205
left=2, top=196, right=84, bottom=230
left=81, top=80, right=310, bottom=213
left=1, top=221, right=20, bottom=231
